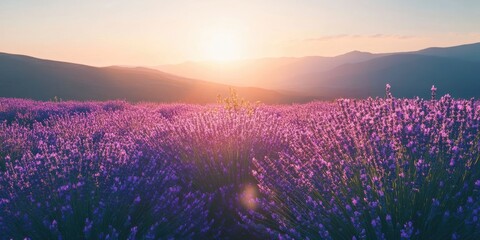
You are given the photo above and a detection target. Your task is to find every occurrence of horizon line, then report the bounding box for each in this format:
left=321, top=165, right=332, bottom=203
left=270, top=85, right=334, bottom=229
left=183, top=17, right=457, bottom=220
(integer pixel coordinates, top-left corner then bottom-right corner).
left=1, top=40, right=479, bottom=68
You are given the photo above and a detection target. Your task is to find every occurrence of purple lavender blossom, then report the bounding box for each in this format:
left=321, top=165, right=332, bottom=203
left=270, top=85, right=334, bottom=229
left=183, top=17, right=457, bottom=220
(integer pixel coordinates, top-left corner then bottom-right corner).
left=1, top=91, right=479, bottom=239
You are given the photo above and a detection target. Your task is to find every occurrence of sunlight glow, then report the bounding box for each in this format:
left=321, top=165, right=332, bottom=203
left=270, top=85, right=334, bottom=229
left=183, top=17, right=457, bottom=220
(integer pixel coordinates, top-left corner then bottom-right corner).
left=203, top=30, right=243, bottom=61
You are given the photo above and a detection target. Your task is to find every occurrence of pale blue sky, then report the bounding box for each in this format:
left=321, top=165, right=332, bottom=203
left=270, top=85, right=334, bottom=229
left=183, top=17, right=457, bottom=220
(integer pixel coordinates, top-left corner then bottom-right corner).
left=1, top=0, right=479, bottom=66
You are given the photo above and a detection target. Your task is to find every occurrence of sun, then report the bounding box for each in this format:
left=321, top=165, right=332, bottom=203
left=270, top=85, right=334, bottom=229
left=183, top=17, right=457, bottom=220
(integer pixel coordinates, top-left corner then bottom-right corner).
left=203, top=30, right=242, bottom=61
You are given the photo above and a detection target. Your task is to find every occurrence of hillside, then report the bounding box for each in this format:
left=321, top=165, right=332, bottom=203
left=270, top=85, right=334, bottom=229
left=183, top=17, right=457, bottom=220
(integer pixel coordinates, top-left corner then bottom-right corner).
left=155, top=42, right=480, bottom=99
left=299, top=54, right=480, bottom=99
left=0, top=53, right=308, bottom=103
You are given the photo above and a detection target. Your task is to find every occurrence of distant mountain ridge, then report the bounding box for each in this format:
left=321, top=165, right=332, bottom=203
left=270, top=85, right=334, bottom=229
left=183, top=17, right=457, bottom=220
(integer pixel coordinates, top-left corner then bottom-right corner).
left=416, top=42, right=480, bottom=63
left=0, top=53, right=309, bottom=103
left=154, top=42, right=480, bottom=99
left=2, top=42, right=480, bottom=102
left=154, top=51, right=389, bottom=90
left=299, top=53, right=480, bottom=99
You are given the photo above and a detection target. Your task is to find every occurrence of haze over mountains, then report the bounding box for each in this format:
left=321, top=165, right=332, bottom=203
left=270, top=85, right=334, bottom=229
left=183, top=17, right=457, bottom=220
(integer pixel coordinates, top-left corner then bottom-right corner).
left=156, top=42, right=480, bottom=99
left=1, top=42, right=480, bottom=103
left=155, top=51, right=389, bottom=90
left=0, top=53, right=307, bottom=103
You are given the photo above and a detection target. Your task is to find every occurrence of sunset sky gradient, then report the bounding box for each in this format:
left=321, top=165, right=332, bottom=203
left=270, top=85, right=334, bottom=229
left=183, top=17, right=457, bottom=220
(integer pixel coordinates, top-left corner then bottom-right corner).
left=1, top=0, right=479, bottom=66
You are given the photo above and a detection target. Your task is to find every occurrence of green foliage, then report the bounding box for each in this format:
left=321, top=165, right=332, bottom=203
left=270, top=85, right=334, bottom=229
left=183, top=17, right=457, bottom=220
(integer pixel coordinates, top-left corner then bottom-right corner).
left=217, top=88, right=259, bottom=114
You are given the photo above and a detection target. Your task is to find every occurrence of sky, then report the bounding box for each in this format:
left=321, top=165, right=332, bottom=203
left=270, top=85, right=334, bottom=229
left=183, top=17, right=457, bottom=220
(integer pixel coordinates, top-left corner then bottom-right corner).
left=1, top=0, right=480, bottom=66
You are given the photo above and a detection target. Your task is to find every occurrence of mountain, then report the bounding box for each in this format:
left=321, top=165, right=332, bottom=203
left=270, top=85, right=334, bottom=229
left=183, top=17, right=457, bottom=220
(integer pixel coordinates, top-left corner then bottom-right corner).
left=288, top=42, right=480, bottom=99
left=3, top=42, right=480, bottom=102
left=299, top=53, right=480, bottom=99
left=269, top=51, right=390, bottom=89
left=0, top=53, right=309, bottom=103
left=416, top=42, right=480, bottom=63
left=154, top=51, right=386, bottom=90
left=154, top=42, right=480, bottom=99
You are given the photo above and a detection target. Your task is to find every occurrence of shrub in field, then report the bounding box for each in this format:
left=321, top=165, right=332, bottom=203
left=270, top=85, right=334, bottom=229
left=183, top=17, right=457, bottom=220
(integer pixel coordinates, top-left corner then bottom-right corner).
left=217, top=88, right=260, bottom=114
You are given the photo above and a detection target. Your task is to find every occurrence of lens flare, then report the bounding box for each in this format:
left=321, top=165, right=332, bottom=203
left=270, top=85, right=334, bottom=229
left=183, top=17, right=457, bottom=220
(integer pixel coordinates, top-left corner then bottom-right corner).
left=240, top=184, right=258, bottom=210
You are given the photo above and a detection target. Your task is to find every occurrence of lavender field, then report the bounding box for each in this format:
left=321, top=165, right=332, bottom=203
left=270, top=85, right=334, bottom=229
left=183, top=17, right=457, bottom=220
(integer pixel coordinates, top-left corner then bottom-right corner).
left=1, top=92, right=479, bottom=239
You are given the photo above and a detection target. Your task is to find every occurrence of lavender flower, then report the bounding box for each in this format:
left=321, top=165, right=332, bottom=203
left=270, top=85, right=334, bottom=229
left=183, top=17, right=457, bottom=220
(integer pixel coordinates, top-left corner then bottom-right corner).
left=1, top=89, right=479, bottom=239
